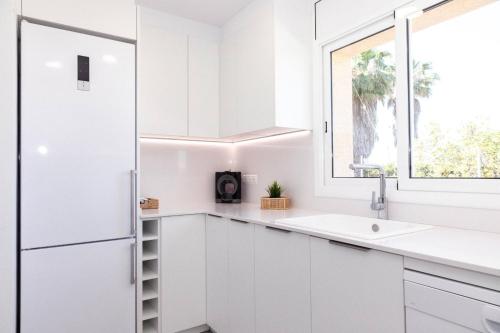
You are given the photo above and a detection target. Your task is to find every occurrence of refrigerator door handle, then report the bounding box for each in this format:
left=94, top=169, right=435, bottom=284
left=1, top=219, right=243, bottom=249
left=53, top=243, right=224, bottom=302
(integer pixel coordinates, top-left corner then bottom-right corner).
left=130, top=242, right=137, bottom=284
left=130, top=170, right=137, bottom=236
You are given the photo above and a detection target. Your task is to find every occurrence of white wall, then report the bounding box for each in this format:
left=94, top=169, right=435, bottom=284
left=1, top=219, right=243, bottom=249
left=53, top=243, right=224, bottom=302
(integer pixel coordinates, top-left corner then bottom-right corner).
left=141, top=132, right=500, bottom=234
left=140, top=141, right=235, bottom=208
left=233, top=132, right=500, bottom=233
left=0, top=0, right=19, bottom=332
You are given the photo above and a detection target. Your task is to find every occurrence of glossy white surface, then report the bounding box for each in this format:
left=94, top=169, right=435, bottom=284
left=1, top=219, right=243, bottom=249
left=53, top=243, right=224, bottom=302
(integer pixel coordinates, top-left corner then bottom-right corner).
left=21, top=239, right=135, bottom=333
left=161, top=215, right=206, bottom=333
left=138, top=8, right=221, bottom=138
left=138, top=21, right=188, bottom=137
left=220, top=0, right=312, bottom=137
left=206, top=215, right=229, bottom=333
left=311, top=237, right=405, bottom=333
left=21, top=22, right=135, bottom=248
left=22, top=0, right=136, bottom=39
left=275, top=214, right=433, bottom=240
left=188, top=37, right=220, bottom=138
left=0, top=1, right=19, bottom=332
left=141, top=204, right=500, bottom=277
left=254, top=224, right=311, bottom=333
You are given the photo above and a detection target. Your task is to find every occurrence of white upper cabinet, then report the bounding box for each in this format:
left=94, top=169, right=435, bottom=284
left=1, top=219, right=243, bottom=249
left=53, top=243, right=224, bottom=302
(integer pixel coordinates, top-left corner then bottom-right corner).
left=139, top=23, right=189, bottom=137
left=188, top=37, right=220, bottom=138
left=220, top=0, right=313, bottom=138
left=138, top=8, right=221, bottom=139
left=310, top=237, right=405, bottom=333
left=22, top=0, right=136, bottom=39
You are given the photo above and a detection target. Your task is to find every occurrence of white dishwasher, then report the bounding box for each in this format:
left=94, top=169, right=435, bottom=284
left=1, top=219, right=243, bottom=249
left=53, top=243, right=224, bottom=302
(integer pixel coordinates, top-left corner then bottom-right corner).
left=404, top=270, right=500, bottom=333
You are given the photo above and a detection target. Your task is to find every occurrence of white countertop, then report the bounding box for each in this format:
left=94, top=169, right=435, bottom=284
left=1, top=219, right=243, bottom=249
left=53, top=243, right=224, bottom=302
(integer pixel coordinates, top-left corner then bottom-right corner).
left=141, top=203, right=500, bottom=277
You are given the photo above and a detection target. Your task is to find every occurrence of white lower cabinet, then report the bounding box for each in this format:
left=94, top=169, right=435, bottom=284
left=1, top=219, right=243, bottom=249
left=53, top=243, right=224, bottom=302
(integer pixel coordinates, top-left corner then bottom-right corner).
left=206, top=216, right=256, bottom=333
left=310, top=237, right=405, bottom=333
left=206, top=215, right=229, bottom=333
left=227, top=220, right=256, bottom=333
left=161, top=215, right=206, bottom=333
left=254, top=225, right=311, bottom=333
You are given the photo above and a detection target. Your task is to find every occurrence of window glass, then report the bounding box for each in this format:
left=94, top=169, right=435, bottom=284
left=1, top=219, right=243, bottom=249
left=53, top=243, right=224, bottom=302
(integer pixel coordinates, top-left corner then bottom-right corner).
left=410, top=0, right=500, bottom=178
left=331, top=28, right=397, bottom=178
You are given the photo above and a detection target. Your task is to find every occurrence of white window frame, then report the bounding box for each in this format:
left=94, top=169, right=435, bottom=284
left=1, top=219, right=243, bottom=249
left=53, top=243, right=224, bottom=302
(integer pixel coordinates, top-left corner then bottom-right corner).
left=313, top=0, right=500, bottom=209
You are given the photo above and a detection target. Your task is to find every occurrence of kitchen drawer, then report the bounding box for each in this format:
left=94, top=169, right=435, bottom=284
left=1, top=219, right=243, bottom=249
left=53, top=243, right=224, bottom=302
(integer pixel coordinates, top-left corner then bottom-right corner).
left=405, top=276, right=500, bottom=333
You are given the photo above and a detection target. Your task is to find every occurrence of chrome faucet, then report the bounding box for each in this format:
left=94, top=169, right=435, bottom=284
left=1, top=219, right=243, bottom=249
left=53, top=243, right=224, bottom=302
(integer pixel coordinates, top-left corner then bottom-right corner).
left=349, top=163, right=388, bottom=220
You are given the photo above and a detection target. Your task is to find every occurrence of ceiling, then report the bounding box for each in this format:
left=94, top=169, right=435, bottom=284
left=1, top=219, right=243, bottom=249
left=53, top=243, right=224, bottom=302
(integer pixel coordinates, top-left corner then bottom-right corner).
left=136, top=0, right=255, bottom=26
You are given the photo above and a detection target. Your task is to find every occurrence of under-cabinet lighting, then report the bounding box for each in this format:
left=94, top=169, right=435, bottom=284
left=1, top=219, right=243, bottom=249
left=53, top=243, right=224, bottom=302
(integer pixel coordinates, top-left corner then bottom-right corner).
left=140, top=137, right=229, bottom=147
left=140, top=130, right=311, bottom=146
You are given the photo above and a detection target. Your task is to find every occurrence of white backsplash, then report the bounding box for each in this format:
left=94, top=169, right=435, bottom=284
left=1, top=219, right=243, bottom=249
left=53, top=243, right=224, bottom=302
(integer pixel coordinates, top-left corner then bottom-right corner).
left=140, top=133, right=500, bottom=233
left=140, top=139, right=235, bottom=207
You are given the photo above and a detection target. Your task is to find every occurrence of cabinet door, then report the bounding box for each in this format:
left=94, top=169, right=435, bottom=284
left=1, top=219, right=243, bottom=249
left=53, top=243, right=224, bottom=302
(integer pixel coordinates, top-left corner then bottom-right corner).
left=188, top=37, right=219, bottom=138
left=161, top=215, right=206, bottom=333
left=310, top=237, right=404, bottom=333
left=139, top=24, right=188, bottom=137
left=206, top=215, right=229, bottom=333
left=254, top=225, right=311, bottom=333
left=220, top=0, right=275, bottom=136
left=21, top=239, right=135, bottom=333
left=22, top=0, right=136, bottom=39
left=227, top=220, right=255, bottom=333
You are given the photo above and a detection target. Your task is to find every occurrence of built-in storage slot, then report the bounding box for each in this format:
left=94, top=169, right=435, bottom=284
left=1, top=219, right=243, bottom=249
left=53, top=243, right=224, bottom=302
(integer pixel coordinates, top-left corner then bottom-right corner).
left=143, top=220, right=159, bottom=241
left=141, top=219, right=161, bottom=333
left=142, top=259, right=158, bottom=281
left=142, top=279, right=159, bottom=301
left=143, top=318, right=159, bottom=333
left=142, top=298, right=159, bottom=320
left=142, top=239, right=158, bottom=261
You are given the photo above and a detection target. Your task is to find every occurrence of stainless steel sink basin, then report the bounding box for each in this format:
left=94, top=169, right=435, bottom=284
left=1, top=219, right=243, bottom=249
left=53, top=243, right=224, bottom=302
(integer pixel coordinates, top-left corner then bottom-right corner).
left=275, top=214, right=432, bottom=240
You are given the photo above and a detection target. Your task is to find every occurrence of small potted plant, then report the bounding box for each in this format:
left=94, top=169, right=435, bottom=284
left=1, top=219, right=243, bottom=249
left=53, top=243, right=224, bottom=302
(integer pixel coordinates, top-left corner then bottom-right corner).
left=261, top=181, right=290, bottom=210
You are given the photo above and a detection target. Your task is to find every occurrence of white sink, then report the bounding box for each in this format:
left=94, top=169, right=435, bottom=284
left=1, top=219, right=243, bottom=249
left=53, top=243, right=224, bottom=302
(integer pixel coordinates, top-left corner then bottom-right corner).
left=275, top=214, right=432, bottom=240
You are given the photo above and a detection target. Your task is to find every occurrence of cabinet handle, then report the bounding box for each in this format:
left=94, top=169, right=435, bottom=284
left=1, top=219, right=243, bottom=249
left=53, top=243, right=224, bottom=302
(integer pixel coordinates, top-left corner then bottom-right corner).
left=208, top=214, right=223, bottom=218
left=265, top=226, right=291, bottom=233
left=329, top=240, right=370, bottom=252
left=230, top=218, right=249, bottom=224
left=483, top=305, right=500, bottom=333
left=130, top=242, right=137, bottom=284
left=130, top=170, right=137, bottom=236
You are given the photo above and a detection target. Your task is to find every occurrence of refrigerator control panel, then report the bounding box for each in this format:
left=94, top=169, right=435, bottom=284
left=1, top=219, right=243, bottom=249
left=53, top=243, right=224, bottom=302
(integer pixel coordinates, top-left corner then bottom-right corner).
left=77, top=55, right=90, bottom=91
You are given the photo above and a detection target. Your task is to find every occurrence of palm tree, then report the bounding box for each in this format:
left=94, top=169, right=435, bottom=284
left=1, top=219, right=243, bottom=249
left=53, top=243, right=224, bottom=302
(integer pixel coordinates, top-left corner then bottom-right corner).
left=352, top=50, right=395, bottom=164
left=351, top=51, right=439, bottom=164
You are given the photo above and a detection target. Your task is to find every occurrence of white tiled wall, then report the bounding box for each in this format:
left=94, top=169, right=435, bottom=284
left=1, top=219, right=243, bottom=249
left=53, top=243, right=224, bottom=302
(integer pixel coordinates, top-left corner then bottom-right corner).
left=141, top=133, right=500, bottom=234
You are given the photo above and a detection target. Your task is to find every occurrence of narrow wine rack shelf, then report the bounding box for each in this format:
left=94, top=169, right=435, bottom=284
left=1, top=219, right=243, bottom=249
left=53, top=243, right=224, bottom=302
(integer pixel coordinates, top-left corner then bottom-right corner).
left=141, top=219, right=160, bottom=333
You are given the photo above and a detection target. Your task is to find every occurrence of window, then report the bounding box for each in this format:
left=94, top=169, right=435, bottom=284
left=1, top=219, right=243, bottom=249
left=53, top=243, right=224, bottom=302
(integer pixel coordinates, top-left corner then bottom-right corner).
left=331, top=27, right=397, bottom=178
left=319, top=0, right=500, bottom=200
left=409, top=0, right=500, bottom=179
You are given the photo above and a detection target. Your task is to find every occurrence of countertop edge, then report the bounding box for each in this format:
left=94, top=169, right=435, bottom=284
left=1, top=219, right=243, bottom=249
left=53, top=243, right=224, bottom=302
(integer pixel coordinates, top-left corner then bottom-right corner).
left=140, top=208, right=500, bottom=278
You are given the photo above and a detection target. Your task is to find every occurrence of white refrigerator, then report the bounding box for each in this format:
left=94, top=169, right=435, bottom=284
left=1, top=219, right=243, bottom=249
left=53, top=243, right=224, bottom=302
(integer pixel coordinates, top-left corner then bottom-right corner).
left=20, top=21, right=136, bottom=333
